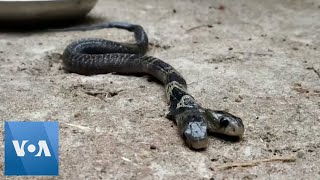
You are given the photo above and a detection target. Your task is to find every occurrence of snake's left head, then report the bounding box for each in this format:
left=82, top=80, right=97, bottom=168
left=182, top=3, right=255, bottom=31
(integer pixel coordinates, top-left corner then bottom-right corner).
left=183, top=119, right=208, bottom=149
left=204, top=109, right=244, bottom=137
left=176, top=112, right=209, bottom=150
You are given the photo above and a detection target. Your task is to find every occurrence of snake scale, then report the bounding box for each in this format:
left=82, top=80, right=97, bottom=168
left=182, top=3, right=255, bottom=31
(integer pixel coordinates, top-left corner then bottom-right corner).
left=61, top=22, right=244, bottom=149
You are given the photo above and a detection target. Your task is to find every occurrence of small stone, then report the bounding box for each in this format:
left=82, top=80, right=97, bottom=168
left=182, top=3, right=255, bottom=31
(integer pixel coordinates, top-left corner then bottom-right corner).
left=74, top=112, right=81, bottom=118
left=150, top=144, right=157, bottom=150
left=243, top=174, right=258, bottom=180
left=218, top=5, right=225, bottom=10
left=228, top=47, right=233, bottom=50
left=297, top=151, right=304, bottom=158
left=210, top=158, right=218, bottom=162
left=264, top=125, right=270, bottom=130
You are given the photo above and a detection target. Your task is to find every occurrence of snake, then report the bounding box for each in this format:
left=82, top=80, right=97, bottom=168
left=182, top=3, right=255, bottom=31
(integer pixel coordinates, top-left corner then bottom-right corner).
left=61, top=22, right=244, bottom=149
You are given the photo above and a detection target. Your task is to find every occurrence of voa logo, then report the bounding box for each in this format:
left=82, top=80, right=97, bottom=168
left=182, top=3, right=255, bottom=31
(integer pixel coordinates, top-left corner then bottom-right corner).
left=12, top=140, right=51, bottom=157
left=5, top=121, right=59, bottom=176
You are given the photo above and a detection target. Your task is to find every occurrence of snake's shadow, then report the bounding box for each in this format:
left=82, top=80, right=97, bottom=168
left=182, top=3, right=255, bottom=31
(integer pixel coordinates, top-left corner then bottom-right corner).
left=112, top=72, right=163, bottom=84
left=209, top=132, right=241, bottom=143
left=182, top=134, right=241, bottom=152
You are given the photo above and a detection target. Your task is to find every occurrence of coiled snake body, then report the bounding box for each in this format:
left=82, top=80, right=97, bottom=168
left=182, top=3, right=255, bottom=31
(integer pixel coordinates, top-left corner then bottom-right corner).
left=62, top=22, right=244, bottom=149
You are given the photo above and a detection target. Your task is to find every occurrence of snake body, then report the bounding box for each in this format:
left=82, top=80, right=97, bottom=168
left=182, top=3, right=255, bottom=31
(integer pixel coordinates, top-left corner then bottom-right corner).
left=62, top=22, right=244, bottom=149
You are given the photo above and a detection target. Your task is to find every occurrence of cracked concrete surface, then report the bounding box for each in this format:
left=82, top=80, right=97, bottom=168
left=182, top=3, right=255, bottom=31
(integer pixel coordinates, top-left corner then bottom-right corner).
left=0, top=0, right=319, bottom=179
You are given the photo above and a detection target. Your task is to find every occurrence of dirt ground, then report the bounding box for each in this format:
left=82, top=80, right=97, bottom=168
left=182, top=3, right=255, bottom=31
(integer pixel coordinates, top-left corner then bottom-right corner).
left=0, top=0, right=319, bottom=179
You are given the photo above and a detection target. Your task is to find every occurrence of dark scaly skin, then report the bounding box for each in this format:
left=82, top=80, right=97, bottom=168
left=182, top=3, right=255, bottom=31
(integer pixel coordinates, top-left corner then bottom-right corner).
left=62, top=22, right=245, bottom=149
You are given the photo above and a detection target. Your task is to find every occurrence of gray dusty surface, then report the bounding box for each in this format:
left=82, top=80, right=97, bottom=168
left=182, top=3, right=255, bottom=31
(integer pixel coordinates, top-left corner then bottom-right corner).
left=0, top=0, right=320, bottom=179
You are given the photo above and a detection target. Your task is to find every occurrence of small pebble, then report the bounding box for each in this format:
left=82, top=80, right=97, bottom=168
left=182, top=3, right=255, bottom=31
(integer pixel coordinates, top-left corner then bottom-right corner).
left=210, top=158, right=218, bottom=162
left=150, top=145, right=157, bottom=150
left=297, top=151, right=304, bottom=158
left=223, top=97, right=228, bottom=101
left=74, top=112, right=81, bottom=118
left=218, top=5, right=225, bottom=10
left=264, top=125, right=271, bottom=130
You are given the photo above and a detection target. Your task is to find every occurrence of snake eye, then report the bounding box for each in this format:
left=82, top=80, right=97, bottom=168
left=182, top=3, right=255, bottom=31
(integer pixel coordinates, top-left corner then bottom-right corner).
left=220, top=117, right=229, bottom=127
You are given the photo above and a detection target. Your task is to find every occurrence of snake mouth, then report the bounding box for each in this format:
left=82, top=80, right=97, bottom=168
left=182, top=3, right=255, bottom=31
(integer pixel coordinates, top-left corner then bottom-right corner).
left=185, top=136, right=208, bottom=149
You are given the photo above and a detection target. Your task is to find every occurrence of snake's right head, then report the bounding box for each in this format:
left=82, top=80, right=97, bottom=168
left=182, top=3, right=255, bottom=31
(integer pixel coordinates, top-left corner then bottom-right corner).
left=205, top=109, right=244, bottom=137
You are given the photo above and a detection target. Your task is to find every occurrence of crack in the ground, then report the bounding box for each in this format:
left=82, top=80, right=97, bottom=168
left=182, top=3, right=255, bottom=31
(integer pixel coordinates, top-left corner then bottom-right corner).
left=311, top=67, right=320, bottom=79
left=308, top=66, right=320, bottom=79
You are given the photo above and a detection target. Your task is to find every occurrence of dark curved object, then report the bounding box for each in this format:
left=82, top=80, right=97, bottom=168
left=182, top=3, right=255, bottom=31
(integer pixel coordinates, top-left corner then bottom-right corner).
left=62, top=22, right=245, bottom=149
